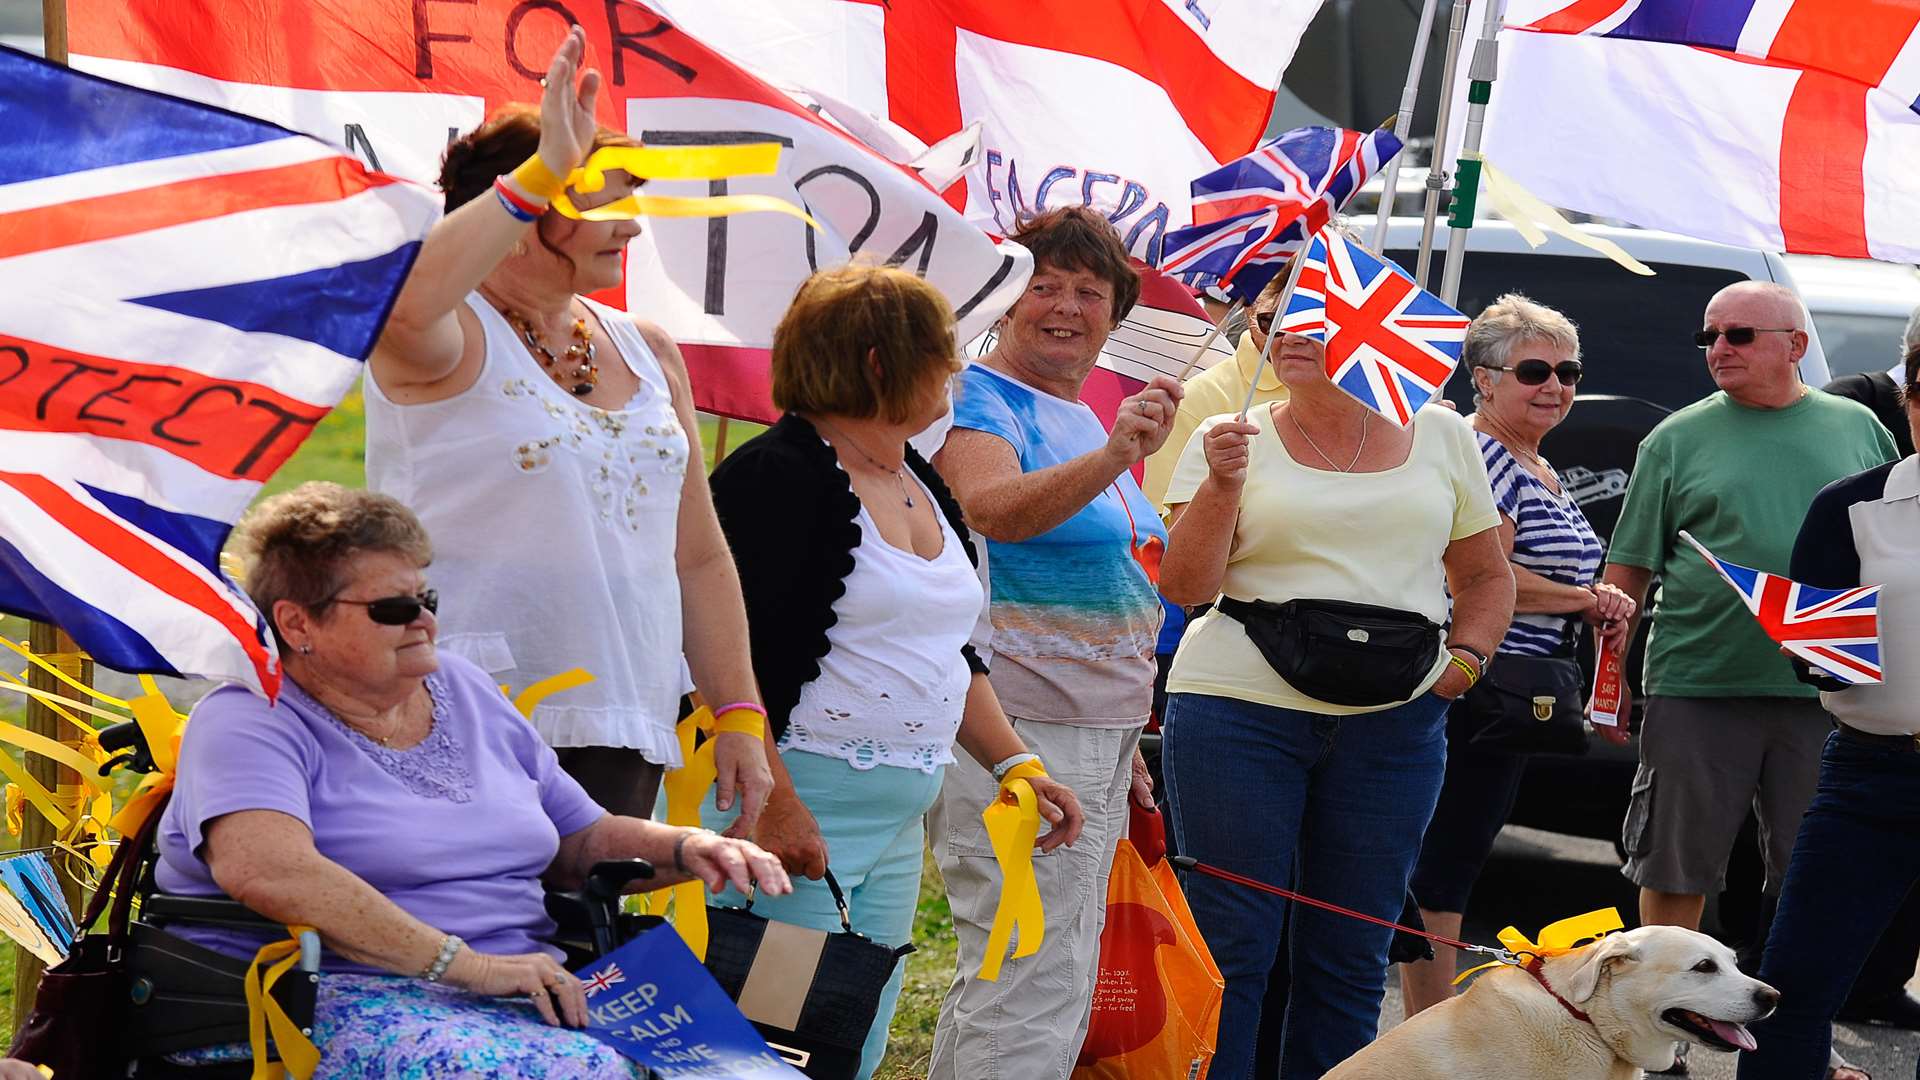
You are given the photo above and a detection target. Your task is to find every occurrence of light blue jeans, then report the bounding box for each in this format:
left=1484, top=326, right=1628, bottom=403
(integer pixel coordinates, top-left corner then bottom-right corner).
left=701, top=747, right=943, bottom=1080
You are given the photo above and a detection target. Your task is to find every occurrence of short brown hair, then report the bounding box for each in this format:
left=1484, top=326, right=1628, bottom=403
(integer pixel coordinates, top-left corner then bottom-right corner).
left=231, top=483, right=432, bottom=649
left=1009, top=207, right=1142, bottom=324
left=770, top=265, right=958, bottom=423
left=439, top=104, right=640, bottom=269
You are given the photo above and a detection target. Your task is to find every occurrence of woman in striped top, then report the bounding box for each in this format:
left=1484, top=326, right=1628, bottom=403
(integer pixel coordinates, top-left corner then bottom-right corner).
left=1399, top=293, right=1636, bottom=1015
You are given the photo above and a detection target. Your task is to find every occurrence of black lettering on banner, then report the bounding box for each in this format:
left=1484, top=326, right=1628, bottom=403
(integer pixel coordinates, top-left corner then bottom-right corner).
left=637, top=130, right=799, bottom=317
left=37, top=359, right=113, bottom=422
left=0, top=346, right=27, bottom=388
left=604, top=0, right=696, bottom=85
left=793, top=165, right=880, bottom=273
left=953, top=254, right=1019, bottom=323
left=412, top=0, right=477, bottom=80
left=343, top=124, right=384, bottom=173
left=884, top=212, right=938, bottom=276
left=151, top=385, right=244, bottom=447
left=77, top=374, right=185, bottom=427
left=234, top=400, right=321, bottom=475
left=505, top=0, right=581, bottom=82
left=1125, top=203, right=1169, bottom=265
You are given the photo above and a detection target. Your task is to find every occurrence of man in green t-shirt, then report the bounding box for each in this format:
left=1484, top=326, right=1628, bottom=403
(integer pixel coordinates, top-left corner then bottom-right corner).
left=1600, top=281, right=1897, bottom=942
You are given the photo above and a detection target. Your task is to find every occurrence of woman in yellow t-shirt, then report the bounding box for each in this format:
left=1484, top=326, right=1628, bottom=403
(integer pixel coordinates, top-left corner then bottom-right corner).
left=1157, top=327, right=1514, bottom=1079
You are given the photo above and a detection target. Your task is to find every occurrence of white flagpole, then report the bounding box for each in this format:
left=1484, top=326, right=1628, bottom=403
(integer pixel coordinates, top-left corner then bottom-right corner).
left=1174, top=298, right=1243, bottom=380
left=1415, top=0, right=1474, bottom=289
left=1439, top=0, right=1507, bottom=307
left=1371, top=0, right=1445, bottom=252
left=1237, top=251, right=1311, bottom=421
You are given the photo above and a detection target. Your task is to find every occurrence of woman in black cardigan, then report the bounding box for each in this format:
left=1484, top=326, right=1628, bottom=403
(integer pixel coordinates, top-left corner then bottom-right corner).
left=705, top=265, right=1085, bottom=1078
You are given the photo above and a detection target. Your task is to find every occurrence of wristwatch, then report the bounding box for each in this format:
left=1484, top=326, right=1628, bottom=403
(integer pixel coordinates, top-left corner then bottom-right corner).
left=1448, top=642, right=1491, bottom=675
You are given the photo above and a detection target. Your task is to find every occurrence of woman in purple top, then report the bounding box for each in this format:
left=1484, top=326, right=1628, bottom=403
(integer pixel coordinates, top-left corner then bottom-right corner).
left=154, top=482, right=789, bottom=1077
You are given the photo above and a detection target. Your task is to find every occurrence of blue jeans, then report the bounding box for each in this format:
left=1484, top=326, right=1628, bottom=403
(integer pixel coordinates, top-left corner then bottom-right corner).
left=1162, top=691, right=1449, bottom=1080
left=1738, top=730, right=1920, bottom=1080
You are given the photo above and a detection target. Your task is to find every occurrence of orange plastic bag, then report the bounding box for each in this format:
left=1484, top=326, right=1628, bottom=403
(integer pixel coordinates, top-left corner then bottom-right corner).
left=1073, top=815, right=1223, bottom=1079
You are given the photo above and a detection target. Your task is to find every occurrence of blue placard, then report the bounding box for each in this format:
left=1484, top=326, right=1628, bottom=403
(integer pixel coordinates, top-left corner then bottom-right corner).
left=575, top=925, right=806, bottom=1078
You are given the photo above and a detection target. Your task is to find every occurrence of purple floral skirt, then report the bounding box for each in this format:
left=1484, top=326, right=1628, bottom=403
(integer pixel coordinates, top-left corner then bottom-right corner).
left=167, top=973, right=640, bottom=1077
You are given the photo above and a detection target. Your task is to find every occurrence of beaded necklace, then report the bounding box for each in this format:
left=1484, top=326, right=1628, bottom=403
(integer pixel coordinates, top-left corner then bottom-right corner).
left=501, top=307, right=599, bottom=396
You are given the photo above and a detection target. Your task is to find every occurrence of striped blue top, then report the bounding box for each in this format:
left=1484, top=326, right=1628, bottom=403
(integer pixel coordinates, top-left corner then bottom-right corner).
left=1479, top=431, right=1605, bottom=657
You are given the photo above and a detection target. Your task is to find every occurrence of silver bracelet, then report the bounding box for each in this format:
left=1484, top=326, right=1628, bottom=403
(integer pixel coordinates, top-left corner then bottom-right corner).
left=421, top=933, right=463, bottom=982
left=991, top=752, right=1040, bottom=783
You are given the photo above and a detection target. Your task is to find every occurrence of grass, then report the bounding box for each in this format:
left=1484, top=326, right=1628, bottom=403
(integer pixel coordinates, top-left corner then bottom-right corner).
left=0, top=386, right=947, bottom=1068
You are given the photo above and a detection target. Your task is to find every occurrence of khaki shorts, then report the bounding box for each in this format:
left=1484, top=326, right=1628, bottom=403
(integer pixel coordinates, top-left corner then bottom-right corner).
left=1621, top=695, right=1829, bottom=896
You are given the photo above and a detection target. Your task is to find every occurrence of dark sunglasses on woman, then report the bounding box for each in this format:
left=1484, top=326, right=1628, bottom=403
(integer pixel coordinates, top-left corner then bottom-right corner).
left=329, top=589, right=439, bottom=626
left=1693, top=326, right=1796, bottom=349
left=1487, top=358, right=1584, bottom=387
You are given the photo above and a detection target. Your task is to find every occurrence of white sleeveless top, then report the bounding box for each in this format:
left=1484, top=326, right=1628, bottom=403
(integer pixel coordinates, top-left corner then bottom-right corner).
left=782, top=470, right=985, bottom=773
left=364, top=294, right=689, bottom=763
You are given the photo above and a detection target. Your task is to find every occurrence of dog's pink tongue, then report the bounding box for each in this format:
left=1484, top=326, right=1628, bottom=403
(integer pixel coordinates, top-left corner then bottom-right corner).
left=1709, top=1019, right=1757, bottom=1052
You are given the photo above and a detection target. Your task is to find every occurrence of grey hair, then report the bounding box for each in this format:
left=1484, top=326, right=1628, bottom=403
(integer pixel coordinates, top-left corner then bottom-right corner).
left=1464, top=292, right=1582, bottom=407
left=1903, top=303, right=1920, bottom=357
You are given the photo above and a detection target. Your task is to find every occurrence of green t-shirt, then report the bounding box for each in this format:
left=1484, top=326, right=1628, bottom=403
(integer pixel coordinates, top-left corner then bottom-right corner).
left=1609, top=388, right=1897, bottom=697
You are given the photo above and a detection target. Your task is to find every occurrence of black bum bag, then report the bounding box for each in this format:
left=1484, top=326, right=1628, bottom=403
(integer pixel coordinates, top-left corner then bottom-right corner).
left=1217, top=596, right=1444, bottom=708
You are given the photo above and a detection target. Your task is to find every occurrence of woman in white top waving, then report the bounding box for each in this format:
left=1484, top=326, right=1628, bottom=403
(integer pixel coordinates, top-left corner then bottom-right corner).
left=363, top=28, right=770, bottom=827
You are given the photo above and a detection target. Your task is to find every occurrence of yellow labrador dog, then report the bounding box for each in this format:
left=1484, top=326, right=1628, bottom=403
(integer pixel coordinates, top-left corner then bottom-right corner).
left=1326, top=925, right=1779, bottom=1080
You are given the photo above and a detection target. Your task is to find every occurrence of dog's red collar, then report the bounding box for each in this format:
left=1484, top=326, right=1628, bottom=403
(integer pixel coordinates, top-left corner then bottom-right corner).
left=1522, top=955, right=1595, bottom=1026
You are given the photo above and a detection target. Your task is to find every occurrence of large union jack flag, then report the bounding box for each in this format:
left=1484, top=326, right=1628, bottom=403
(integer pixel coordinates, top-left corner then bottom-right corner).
left=1275, top=228, right=1469, bottom=427
left=1680, top=531, right=1884, bottom=685
left=0, top=47, right=437, bottom=698
left=1158, top=125, right=1402, bottom=303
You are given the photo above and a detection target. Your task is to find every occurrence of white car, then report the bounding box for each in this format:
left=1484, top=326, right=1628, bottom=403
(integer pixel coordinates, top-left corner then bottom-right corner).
left=1782, top=253, right=1920, bottom=379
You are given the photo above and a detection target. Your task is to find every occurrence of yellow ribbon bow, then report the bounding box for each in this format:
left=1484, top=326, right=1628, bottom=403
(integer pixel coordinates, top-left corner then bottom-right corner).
left=634, top=707, right=719, bottom=958
left=1454, top=907, right=1626, bottom=986
left=106, top=687, right=186, bottom=842
left=977, top=771, right=1046, bottom=981
left=549, top=143, right=821, bottom=229
left=245, top=926, right=321, bottom=1079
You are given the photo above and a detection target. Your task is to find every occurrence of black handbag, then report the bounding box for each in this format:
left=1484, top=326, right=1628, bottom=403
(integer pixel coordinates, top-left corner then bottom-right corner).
left=9, top=797, right=161, bottom=1078
left=1452, top=652, right=1590, bottom=756
left=1218, top=596, right=1444, bottom=707
left=703, top=868, right=914, bottom=1080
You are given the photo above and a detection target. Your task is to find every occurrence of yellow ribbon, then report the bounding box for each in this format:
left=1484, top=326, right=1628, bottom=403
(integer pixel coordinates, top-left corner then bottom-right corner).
left=245, top=926, right=321, bottom=1080
left=564, top=144, right=781, bottom=193
left=977, top=777, right=1045, bottom=981
left=640, top=707, right=719, bottom=958
left=1470, top=154, right=1655, bottom=277
left=106, top=691, right=187, bottom=841
left=1454, top=907, right=1626, bottom=986
left=510, top=668, right=595, bottom=718
left=551, top=190, right=821, bottom=228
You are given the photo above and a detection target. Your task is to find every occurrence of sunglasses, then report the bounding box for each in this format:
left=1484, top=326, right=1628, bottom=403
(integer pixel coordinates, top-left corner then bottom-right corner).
left=1693, top=327, right=1797, bottom=349
left=1487, top=359, right=1584, bottom=386
left=1254, top=310, right=1276, bottom=334
left=328, top=589, right=439, bottom=626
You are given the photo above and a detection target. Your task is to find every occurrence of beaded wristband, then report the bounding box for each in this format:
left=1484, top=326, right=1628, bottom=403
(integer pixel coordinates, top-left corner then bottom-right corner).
left=713, top=704, right=766, bottom=739
left=421, top=933, right=463, bottom=982
left=493, top=177, right=544, bottom=222
left=510, top=153, right=568, bottom=200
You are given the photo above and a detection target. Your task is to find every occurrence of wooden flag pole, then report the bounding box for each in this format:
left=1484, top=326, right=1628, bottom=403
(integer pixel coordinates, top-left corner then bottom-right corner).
left=712, top=416, right=731, bottom=464
left=15, top=0, right=88, bottom=1035
left=1236, top=251, right=1311, bottom=421
left=1173, top=298, right=1242, bottom=381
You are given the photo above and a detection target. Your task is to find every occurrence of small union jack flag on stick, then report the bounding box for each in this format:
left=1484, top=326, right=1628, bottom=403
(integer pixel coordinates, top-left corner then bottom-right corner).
left=1679, top=531, right=1884, bottom=685
left=581, top=962, right=626, bottom=998
left=1274, top=228, right=1470, bottom=426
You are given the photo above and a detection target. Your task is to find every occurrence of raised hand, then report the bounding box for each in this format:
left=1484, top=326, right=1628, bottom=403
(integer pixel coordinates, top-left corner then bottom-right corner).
left=536, top=25, right=603, bottom=178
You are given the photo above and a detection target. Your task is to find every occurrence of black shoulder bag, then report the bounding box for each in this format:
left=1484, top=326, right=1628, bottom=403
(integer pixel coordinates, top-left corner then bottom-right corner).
left=1218, top=596, right=1444, bottom=707
left=1451, top=649, right=1589, bottom=756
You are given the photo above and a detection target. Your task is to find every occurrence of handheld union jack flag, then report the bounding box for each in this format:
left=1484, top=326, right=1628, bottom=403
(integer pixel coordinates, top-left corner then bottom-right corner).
left=1276, top=228, right=1469, bottom=426
left=0, top=48, right=437, bottom=698
left=1679, top=531, right=1883, bottom=685
left=1159, top=125, right=1402, bottom=303
left=582, top=962, right=626, bottom=998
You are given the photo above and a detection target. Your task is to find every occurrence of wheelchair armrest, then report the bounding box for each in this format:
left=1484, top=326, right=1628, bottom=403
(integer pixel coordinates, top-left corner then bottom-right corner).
left=144, top=893, right=284, bottom=932
left=584, top=858, right=655, bottom=901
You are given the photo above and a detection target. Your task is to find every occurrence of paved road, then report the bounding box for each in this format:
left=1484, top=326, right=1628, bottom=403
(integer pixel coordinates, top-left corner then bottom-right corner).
left=1373, top=826, right=1919, bottom=1079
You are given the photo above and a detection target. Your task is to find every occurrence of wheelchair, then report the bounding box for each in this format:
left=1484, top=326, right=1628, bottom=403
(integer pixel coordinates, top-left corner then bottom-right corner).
left=80, top=719, right=662, bottom=1077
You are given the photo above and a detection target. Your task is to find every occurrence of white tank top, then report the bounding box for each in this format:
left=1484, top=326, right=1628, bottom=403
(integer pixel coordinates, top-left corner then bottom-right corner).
left=782, top=469, right=985, bottom=773
left=364, top=294, right=688, bottom=763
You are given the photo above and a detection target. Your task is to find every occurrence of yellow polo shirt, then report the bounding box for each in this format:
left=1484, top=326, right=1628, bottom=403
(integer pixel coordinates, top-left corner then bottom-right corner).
left=1144, top=333, right=1288, bottom=513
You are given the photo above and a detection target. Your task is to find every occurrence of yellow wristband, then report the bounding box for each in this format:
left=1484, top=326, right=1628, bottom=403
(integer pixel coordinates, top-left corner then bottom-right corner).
left=1000, top=759, right=1048, bottom=788
left=713, top=707, right=766, bottom=739
left=1447, top=654, right=1481, bottom=688
left=510, top=154, right=567, bottom=201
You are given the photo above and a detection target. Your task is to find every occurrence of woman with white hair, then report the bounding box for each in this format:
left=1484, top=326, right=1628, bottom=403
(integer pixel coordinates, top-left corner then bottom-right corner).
left=1398, top=293, right=1636, bottom=1015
